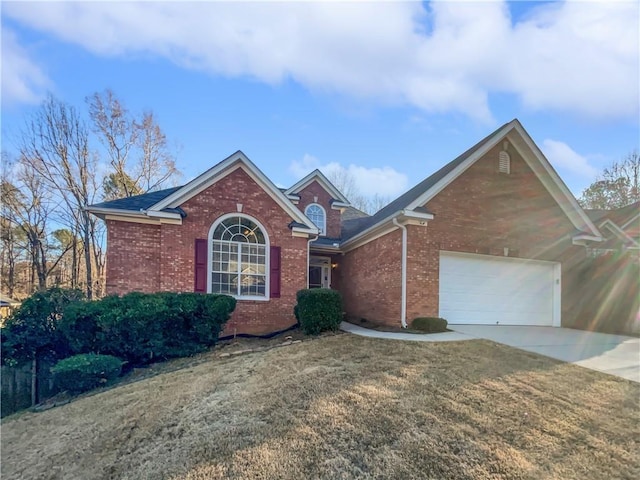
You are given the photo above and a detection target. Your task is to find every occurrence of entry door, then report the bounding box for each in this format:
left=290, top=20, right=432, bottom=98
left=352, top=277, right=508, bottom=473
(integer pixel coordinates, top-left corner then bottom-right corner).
left=309, top=257, right=331, bottom=288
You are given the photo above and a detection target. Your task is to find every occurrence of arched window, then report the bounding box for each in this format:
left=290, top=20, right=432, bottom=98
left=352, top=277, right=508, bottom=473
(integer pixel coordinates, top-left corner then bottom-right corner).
left=305, top=203, right=326, bottom=235
left=209, top=215, right=268, bottom=298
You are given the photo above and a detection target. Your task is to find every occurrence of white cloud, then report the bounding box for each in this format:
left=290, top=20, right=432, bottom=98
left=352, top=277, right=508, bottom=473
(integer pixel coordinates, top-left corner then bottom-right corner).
left=1, top=28, right=50, bottom=105
left=289, top=154, right=408, bottom=198
left=3, top=1, right=638, bottom=120
left=542, top=139, right=599, bottom=179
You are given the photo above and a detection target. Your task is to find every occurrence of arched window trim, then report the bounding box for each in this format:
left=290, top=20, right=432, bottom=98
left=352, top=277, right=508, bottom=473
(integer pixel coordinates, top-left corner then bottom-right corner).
left=305, top=203, right=326, bottom=235
left=207, top=213, right=270, bottom=301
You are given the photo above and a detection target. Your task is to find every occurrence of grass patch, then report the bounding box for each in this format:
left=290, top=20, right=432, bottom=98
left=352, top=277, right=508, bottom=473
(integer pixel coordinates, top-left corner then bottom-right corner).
left=1, top=335, right=638, bottom=480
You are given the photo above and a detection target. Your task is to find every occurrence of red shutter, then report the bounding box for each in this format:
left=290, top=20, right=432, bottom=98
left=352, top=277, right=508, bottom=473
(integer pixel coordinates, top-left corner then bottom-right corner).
left=270, top=246, right=281, bottom=298
left=194, top=239, right=208, bottom=293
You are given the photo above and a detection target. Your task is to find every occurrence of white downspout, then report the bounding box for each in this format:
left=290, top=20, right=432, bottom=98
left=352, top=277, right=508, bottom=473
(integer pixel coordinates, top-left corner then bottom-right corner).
left=392, top=218, right=408, bottom=328
left=307, top=234, right=319, bottom=288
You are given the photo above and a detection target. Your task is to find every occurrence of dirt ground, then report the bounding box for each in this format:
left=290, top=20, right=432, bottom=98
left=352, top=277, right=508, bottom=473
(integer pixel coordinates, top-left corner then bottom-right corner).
left=2, top=334, right=638, bottom=480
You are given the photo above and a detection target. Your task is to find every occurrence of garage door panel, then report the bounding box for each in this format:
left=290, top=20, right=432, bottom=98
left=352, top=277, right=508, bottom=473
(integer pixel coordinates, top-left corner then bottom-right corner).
left=439, top=252, right=558, bottom=326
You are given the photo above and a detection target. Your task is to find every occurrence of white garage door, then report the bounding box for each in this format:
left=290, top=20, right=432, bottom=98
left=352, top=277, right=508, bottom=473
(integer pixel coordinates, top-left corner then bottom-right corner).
left=439, top=252, right=560, bottom=326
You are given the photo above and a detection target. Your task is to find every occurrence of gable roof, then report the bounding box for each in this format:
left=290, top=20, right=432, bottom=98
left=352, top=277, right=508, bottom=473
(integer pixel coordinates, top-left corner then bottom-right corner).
left=285, top=169, right=350, bottom=205
left=342, top=119, right=602, bottom=246
left=597, top=218, right=640, bottom=250
left=586, top=201, right=639, bottom=231
left=88, top=151, right=319, bottom=234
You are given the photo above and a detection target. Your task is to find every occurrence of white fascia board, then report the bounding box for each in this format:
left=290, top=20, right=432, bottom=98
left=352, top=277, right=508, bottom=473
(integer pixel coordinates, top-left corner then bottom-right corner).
left=309, top=244, right=341, bottom=253
left=145, top=210, right=182, bottom=220
left=87, top=206, right=148, bottom=219
left=148, top=151, right=315, bottom=229
left=340, top=211, right=405, bottom=251
left=342, top=225, right=397, bottom=253
left=600, top=219, right=640, bottom=248
left=341, top=207, right=433, bottom=251
left=285, top=169, right=350, bottom=204
left=400, top=209, right=434, bottom=221
left=572, top=233, right=603, bottom=246
left=406, top=121, right=517, bottom=211
left=292, top=226, right=319, bottom=236
left=330, top=201, right=350, bottom=210
left=508, top=124, right=602, bottom=238
left=621, top=212, right=640, bottom=230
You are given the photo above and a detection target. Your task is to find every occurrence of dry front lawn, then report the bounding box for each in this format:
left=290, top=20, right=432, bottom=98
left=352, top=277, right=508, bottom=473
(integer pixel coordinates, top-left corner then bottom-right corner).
left=2, top=335, right=638, bottom=479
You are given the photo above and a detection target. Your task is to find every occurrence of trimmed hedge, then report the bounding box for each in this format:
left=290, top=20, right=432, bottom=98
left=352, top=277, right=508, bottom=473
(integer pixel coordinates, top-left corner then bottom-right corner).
left=59, top=292, right=236, bottom=365
left=295, top=289, right=343, bottom=335
left=411, top=317, right=448, bottom=333
left=1, top=288, right=85, bottom=365
left=51, top=354, right=123, bottom=393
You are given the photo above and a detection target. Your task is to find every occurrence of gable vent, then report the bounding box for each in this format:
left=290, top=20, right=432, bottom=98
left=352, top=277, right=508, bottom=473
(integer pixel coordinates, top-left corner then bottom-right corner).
left=498, top=151, right=511, bottom=174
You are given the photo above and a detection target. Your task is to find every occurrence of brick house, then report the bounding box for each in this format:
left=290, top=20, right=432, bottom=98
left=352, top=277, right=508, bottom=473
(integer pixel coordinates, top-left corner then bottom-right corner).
left=88, top=119, right=606, bottom=335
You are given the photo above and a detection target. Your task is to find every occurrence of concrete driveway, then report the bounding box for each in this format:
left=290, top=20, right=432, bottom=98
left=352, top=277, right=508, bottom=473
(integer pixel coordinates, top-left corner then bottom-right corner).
left=450, top=325, right=640, bottom=383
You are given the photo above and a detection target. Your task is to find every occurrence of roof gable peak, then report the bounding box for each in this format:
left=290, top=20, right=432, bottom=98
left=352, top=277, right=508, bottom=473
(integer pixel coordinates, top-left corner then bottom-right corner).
left=285, top=169, right=350, bottom=204
left=148, top=150, right=317, bottom=233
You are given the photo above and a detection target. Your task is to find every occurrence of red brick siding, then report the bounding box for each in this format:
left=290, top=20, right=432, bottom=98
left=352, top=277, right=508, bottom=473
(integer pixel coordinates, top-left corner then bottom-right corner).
left=339, top=229, right=402, bottom=324
left=295, top=181, right=341, bottom=238
left=406, top=143, right=585, bottom=324
left=338, top=143, right=585, bottom=328
left=105, top=220, right=161, bottom=293
left=105, top=167, right=308, bottom=335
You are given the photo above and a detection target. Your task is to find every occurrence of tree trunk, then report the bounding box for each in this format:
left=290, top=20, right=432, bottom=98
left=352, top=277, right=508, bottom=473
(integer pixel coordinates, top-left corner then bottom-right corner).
left=38, top=240, right=47, bottom=289
left=83, top=212, right=93, bottom=299
left=31, top=357, right=38, bottom=407
left=70, top=235, right=78, bottom=288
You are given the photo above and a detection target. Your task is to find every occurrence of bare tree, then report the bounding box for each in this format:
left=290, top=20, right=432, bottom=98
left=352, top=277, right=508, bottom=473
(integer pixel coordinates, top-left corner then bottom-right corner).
left=136, top=111, right=180, bottom=191
left=18, top=95, right=100, bottom=298
left=580, top=150, right=640, bottom=209
left=88, top=89, right=180, bottom=200
left=325, top=168, right=390, bottom=215
left=1, top=160, right=52, bottom=291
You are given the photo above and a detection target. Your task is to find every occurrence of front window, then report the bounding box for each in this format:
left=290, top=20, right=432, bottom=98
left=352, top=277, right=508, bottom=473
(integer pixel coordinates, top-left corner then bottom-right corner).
left=210, top=215, right=267, bottom=298
left=305, top=203, right=326, bottom=235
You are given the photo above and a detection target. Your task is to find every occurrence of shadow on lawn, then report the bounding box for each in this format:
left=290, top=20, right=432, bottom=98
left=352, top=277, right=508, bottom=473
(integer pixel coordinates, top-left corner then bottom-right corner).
left=170, top=335, right=639, bottom=480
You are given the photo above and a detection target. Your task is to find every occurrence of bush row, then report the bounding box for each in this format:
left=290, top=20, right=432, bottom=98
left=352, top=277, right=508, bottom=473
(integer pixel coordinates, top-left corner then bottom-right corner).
left=60, top=292, right=236, bottom=365
left=2, top=289, right=236, bottom=368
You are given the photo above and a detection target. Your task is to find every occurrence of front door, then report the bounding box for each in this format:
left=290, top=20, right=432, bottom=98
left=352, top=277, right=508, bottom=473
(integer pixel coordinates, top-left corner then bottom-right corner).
left=309, top=256, right=331, bottom=288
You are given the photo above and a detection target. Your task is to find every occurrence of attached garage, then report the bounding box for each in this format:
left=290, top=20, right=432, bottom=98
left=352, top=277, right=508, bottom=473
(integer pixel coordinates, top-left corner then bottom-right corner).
left=439, top=252, right=561, bottom=326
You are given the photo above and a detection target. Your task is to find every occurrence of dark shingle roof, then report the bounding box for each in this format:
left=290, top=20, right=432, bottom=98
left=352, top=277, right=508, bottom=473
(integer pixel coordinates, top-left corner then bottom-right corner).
left=341, top=120, right=512, bottom=242
left=341, top=206, right=370, bottom=221
left=585, top=201, right=640, bottom=226
left=89, top=186, right=183, bottom=212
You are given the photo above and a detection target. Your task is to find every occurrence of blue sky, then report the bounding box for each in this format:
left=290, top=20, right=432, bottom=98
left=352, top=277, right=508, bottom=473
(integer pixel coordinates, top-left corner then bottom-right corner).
left=2, top=1, right=639, bottom=201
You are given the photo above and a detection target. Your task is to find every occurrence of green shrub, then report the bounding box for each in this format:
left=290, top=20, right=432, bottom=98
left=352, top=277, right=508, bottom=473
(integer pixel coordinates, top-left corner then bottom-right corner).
left=51, top=354, right=123, bottom=393
left=295, top=289, right=343, bottom=335
left=411, top=317, right=448, bottom=333
left=59, top=292, right=236, bottom=365
left=1, top=287, right=86, bottom=365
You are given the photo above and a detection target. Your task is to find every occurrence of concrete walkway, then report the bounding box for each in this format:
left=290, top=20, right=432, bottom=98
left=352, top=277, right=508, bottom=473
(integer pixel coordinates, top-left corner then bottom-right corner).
left=339, top=322, right=473, bottom=342
left=340, top=322, right=640, bottom=383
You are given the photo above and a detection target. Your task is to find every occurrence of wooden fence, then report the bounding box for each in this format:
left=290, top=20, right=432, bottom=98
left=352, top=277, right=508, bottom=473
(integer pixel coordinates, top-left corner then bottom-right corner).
left=1, top=358, right=58, bottom=418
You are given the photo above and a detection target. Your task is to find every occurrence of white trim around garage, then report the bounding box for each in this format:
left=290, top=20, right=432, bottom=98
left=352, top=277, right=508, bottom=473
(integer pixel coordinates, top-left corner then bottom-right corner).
left=439, top=251, right=561, bottom=327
